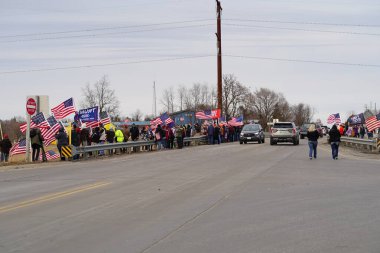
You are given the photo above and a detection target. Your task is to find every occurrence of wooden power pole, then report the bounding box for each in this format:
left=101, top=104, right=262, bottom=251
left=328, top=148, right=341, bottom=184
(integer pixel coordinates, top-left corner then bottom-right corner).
left=216, top=0, right=223, bottom=112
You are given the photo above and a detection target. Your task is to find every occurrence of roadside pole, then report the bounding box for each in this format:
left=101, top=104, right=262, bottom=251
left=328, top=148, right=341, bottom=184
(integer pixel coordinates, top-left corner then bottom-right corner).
left=26, top=114, right=31, bottom=162
left=26, top=97, right=37, bottom=162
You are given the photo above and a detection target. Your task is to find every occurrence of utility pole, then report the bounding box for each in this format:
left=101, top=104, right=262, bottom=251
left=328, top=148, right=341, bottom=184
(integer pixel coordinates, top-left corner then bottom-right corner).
left=153, top=81, right=157, bottom=117
left=216, top=0, right=223, bottom=112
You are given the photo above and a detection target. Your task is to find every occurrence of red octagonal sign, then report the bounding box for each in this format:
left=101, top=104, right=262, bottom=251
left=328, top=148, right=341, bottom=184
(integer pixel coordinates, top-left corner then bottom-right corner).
left=26, top=98, right=37, bottom=115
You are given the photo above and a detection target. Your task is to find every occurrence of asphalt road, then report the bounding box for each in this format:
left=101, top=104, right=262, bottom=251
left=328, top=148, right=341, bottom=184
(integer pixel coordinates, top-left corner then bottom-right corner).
left=1, top=140, right=380, bottom=253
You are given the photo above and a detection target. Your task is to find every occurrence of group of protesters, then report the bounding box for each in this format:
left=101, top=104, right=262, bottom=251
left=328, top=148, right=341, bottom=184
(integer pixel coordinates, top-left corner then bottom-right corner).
left=1, top=120, right=244, bottom=163
left=204, top=123, right=242, bottom=145
left=52, top=122, right=206, bottom=161
left=337, top=123, right=375, bottom=139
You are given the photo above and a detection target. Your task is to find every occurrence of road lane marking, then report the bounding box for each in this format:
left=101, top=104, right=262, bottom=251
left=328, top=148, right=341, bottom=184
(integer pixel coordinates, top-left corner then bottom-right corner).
left=0, top=181, right=111, bottom=214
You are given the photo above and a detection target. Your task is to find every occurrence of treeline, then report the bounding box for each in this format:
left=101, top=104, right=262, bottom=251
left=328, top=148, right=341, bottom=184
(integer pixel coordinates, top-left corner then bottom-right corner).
left=0, top=117, right=24, bottom=142
left=161, top=74, right=314, bottom=129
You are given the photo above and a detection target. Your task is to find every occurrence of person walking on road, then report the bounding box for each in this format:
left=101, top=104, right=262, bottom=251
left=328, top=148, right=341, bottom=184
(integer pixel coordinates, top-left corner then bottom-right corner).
left=329, top=125, right=341, bottom=160
left=306, top=124, right=320, bottom=160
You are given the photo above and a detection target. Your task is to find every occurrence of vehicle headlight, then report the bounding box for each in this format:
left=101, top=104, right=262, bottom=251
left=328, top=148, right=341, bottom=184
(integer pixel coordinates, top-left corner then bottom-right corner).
left=240, top=133, right=244, bottom=137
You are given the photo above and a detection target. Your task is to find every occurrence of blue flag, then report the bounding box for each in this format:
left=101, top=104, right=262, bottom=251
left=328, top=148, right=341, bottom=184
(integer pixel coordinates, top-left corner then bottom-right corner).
left=78, top=106, right=99, bottom=122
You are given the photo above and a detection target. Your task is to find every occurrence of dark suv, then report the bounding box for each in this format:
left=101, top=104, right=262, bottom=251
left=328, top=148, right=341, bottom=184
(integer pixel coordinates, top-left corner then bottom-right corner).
left=300, top=123, right=323, bottom=139
left=270, top=122, right=299, bottom=145
left=239, top=124, right=265, bottom=144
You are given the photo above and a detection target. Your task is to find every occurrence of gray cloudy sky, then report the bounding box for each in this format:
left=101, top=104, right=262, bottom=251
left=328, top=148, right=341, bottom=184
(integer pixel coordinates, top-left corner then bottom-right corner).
left=0, top=0, right=379, bottom=123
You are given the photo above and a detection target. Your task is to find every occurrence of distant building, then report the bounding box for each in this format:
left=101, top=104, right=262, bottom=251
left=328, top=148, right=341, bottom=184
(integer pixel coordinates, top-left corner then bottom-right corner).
left=27, top=95, right=49, bottom=117
left=170, top=110, right=200, bottom=125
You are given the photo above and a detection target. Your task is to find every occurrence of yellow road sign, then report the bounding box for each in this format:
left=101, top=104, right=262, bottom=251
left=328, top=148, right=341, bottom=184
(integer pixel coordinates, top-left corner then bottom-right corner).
left=61, top=145, right=72, bottom=158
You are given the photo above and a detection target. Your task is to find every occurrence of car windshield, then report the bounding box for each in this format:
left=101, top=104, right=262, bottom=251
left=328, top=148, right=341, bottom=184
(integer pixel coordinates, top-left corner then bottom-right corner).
left=273, top=123, right=293, bottom=128
left=242, top=125, right=260, bottom=131
left=301, top=124, right=312, bottom=129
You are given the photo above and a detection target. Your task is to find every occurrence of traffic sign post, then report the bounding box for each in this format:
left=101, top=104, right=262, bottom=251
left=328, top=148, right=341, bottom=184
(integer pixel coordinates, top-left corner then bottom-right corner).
left=26, top=98, right=37, bottom=115
left=25, top=98, right=37, bottom=162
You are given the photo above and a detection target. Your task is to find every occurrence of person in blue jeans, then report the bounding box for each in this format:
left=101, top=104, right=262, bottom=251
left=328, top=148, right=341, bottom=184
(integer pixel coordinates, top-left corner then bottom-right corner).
left=306, top=124, right=320, bottom=160
left=328, top=124, right=341, bottom=160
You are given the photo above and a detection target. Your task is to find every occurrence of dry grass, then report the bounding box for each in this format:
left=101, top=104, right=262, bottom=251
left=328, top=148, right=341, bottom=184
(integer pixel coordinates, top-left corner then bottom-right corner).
left=1, top=145, right=60, bottom=167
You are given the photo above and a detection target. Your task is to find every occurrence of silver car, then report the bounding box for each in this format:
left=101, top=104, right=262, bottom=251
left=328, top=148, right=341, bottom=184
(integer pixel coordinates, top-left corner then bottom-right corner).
left=270, top=122, right=299, bottom=145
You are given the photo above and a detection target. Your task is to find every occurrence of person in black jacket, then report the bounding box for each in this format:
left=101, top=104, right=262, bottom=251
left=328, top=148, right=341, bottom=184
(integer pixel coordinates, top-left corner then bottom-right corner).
left=306, top=124, right=320, bottom=160
left=329, top=124, right=341, bottom=160
left=0, top=134, right=12, bottom=162
left=55, top=128, right=68, bottom=161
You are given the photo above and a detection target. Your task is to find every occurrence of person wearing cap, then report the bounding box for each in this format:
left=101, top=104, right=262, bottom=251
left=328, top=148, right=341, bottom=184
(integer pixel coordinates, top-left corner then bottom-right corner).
left=0, top=134, right=12, bottom=162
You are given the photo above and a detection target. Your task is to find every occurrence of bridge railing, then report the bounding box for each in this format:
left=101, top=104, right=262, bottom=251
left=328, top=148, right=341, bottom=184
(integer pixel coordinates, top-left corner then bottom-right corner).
left=340, top=136, right=380, bottom=153
left=71, top=135, right=208, bottom=158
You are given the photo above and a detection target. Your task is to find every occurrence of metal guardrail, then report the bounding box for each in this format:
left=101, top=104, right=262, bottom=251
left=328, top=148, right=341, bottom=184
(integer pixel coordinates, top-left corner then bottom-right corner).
left=340, top=136, right=379, bottom=152
left=72, top=135, right=208, bottom=157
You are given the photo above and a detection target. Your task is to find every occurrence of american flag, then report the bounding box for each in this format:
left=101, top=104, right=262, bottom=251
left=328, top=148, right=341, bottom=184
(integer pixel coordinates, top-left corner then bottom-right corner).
left=195, top=110, right=213, bottom=120
left=39, top=150, right=60, bottom=160
left=228, top=116, right=244, bottom=126
left=100, top=111, right=111, bottom=125
left=10, top=139, right=27, bottom=156
left=43, top=116, right=61, bottom=146
left=86, top=121, right=100, bottom=128
left=327, top=113, right=341, bottom=125
left=365, top=114, right=380, bottom=132
left=159, top=112, right=174, bottom=126
left=51, top=98, right=76, bottom=119
left=219, top=116, right=227, bottom=125
left=20, top=112, right=50, bottom=133
left=165, top=117, right=174, bottom=125
left=150, top=117, right=163, bottom=126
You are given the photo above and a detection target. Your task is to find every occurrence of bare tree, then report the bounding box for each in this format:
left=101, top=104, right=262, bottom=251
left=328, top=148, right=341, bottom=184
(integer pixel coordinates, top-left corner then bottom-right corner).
left=161, top=87, right=175, bottom=113
left=291, top=103, right=314, bottom=126
left=272, top=94, right=292, bottom=121
left=251, top=88, right=281, bottom=129
left=81, top=75, right=120, bottom=116
left=177, top=85, right=187, bottom=111
left=222, top=74, right=248, bottom=119
left=0, top=118, right=23, bottom=142
left=190, top=83, right=202, bottom=110
left=131, top=109, right=143, bottom=121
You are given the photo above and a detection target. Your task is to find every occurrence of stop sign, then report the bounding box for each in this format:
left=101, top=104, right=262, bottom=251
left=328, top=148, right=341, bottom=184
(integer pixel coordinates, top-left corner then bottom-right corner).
left=26, top=98, right=37, bottom=115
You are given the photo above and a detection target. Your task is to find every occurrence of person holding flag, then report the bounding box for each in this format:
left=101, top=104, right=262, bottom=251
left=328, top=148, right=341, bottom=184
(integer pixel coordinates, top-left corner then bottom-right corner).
left=30, top=128, right=47, bottom=162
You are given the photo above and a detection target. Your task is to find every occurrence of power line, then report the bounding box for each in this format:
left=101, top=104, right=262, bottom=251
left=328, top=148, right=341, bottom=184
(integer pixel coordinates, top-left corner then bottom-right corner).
left=224, top=18, right=380, bottom=28
left=0, top=24, right=214, bottom=44
left=0, top=19, right=213, bottom=38
left=223, top=23, right=380, bottom=37
left=1, top=54, right=379, bottom=75
left=0, top=55, right=214, bottom=75
left=224, top=54, right=380, bottom=68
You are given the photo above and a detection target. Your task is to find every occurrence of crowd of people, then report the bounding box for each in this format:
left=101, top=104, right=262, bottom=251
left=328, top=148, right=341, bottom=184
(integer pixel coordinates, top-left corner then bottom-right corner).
left=203, top=123, right=242, bottom=145
left=52, top=122, right=210, bottom=161
left=338, top=124, right=374, bottom=139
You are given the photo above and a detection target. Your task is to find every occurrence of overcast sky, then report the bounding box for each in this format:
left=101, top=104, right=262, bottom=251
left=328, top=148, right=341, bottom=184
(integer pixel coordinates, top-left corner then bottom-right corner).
left=1, top=0, right=379, bottom=123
